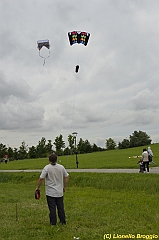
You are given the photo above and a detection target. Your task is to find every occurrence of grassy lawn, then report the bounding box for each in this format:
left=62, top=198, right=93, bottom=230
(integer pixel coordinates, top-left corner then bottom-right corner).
left=0, top=144, right=158, bottom=239
left=0, top=172, right=159, bottom=240
left=0, top=144, right=158, bottom=170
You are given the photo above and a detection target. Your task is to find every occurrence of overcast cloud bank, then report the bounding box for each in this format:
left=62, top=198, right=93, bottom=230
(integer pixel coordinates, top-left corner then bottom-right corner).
left=0, top=0, right=159, bottom=148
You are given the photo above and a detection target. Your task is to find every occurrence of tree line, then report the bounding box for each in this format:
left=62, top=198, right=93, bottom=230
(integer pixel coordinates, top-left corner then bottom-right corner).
left=0, top=134, right=105, bottom=160
left=106, top=130, right=152, bottom=150
left=0, top=130, right=152, bottom=160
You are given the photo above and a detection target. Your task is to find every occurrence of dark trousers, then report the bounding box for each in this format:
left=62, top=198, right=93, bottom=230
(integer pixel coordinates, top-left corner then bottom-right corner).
left=143, top=161, right=149, bottom=172
left=46, top=195, right=66, bottom=225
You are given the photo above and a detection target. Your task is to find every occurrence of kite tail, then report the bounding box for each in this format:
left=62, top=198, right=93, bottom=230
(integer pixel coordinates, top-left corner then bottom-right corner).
left=39, top=50, right=50, bottom=66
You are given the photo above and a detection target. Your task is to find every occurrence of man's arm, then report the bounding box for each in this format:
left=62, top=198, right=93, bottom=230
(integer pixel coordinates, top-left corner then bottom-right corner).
left=36, top=178, right=44, bottom=190
left=63, top=176, right=69, bottom=192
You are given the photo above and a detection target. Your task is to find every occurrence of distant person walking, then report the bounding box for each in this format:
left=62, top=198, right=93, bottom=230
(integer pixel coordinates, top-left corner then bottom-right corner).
left=142, top=148, right=149, bottom=173
left=148, top=146, right=155, bottom=164
left=36, top=153, right=69, bottom=225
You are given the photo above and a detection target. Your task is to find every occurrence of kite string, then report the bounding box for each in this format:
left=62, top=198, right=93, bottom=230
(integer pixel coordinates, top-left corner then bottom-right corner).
left=77, top=46, right=80, bottom=66
left=70, top=73, right=77, bottom=133
left=39, top=50, right=50, bottom=66
left=71, top=46, right=81, bottom=132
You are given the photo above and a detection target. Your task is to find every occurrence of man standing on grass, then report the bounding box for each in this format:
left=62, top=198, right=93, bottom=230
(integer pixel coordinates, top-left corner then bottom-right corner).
left=36, top=153, right=69, bottom=225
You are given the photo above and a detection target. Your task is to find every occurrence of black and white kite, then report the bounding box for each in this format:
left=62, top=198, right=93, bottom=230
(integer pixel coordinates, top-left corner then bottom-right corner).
left=37, top=39, right=50, bottom=66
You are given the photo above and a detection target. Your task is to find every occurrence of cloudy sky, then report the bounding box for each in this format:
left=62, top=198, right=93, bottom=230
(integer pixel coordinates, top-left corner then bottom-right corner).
left=0, top=0, right=159, bottom=149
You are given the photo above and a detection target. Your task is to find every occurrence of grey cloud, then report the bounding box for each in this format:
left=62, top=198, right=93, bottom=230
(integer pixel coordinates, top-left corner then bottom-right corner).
left=0, top=0, right=159, bottom=147
left=131, top=88, right=159, bottom=110
left=0, top=96, right=44, bottom=130
left=0, top=72, right=35, bottom=102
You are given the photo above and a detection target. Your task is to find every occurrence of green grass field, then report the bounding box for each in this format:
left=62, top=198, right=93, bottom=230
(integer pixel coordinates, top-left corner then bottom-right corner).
left=0, top=172, right=159, bottom=240
left=0, top=143, right=158, bottom=170
left=0, top=144, right=159, bottom=239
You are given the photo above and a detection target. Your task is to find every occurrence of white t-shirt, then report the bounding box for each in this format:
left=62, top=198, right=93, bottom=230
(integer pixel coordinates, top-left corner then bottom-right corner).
left=40, top=163, right=69, bottom=197
left=142, top=151, right=149, bottom=162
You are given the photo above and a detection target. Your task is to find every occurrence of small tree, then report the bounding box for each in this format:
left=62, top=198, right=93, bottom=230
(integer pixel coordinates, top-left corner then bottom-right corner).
left=13, top=148, right=19, bottom=160
left=29, top=146, right=37, bottom=159
left=54, top=134, right=65, bottom=155
left=92, top=143, right=99, bottom=152
left=7, top=147, right=14, bottom=160
left=106, top=138, right=116, bottom=150
left=63, top=147, right=71, bottom=155
left=46, top=140, right=53, bottom=155
left=36, top=137, right=47, bottom=158
left=68, top=134, right=74, bottom=154
left=0, top=143, right=7, bottom=158
left=84, top=140, right=93, bottom=153
left=77, top=138, right=85, bottom=154
left=18, top=141, right=28, bottom=159
left=118, top=139, right=130, bottom=149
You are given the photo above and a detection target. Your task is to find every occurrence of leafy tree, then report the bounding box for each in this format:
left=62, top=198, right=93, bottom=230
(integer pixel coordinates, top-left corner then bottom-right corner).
left=46, top=140, right=53, bottom=155
left=68, top=134, right=74, bottom=154
left=98, top=147, right=106, bottom=151
left=29, top=146, right=37, bottom=159
left=77, top=138, right=93, bottom=154
left=54, top=134, right=65, bottom=155
left=0, top=143, right=7, bottom=158
left=106, top=138, right=116, bottom=150
left=84, top=140, right=93, bottom=153
left=7, top=147, right=14, bottom=160
left=92, top=143, right=99, bottom=152
left=36, top=137, right=47, bottom=158
left=18, top=141, right=28, bottom=159
left=63, top=147, right=71, bottom=155
left=118, top=139, right=130, bottom=149
left=13, top=148, right=19, bottom=160
left=77, top=138, right=85, bottom=153
left=129, top=130, right=151, bottom=148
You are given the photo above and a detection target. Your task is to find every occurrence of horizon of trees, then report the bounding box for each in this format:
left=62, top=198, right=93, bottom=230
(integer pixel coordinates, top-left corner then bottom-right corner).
left=0, top=130, right=153, bottom=160
left=106, top=130, right=152, bottom=150
left=0, top=135, right=105, bottom=160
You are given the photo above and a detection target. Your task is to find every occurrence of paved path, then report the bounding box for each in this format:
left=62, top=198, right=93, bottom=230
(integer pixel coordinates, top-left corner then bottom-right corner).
left=67, top=167, right=159, bottom=174
left=0, top=167, right=159, bottom=174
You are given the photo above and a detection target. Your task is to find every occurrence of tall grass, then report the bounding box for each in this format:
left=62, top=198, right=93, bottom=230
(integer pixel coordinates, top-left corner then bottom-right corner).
left=0, top=172, right=158, bottom=194
left=0, top=172, right=159, bottom=239
left=0, top=144, right=158, bottom=239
